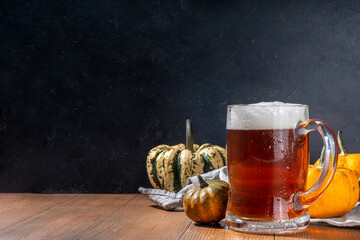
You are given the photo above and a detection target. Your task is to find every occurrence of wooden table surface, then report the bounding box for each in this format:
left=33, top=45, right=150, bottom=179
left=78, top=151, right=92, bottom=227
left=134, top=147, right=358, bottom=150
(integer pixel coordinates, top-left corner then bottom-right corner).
left=0, top=194, right=359, bottom=240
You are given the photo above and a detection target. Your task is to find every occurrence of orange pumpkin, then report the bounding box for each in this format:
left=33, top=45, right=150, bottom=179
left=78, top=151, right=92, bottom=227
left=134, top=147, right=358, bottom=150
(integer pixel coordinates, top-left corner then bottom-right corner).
left=183, top=175, right=229, bottom=224
left=308, top=145, right=359, bottom=218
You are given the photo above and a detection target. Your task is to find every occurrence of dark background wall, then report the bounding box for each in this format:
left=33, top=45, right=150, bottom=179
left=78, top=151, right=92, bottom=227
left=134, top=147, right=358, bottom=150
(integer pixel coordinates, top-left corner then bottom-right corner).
left=1, top=0, right=359, bottom=193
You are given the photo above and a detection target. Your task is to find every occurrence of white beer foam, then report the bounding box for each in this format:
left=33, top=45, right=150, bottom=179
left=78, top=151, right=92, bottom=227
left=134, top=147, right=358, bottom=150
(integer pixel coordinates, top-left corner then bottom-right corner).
left=227, top=102, right=309, bottom=130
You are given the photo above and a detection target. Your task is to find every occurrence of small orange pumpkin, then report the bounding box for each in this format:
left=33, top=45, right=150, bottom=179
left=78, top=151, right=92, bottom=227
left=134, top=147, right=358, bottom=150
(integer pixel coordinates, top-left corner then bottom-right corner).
left=308, top=146, right=359, bottom=218
left=183, top=175, right=229, bottom=224
left=314, top=131, right=360, bottom=199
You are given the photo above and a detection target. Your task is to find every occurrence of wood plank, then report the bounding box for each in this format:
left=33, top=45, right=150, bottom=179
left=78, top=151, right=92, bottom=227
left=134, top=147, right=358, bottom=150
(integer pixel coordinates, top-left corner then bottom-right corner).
left=77, top=194, right=192, bottom=240
left=180, top=221, right=227, bottom=240
left=275, top=223, right=360, bottom=240
left=180, top=220, right=274, bottom=240
left=0, top=194, right=358, bottom=240
left=0, top=193, right=76, bottom=230
left=0, top=194, right=134, bottom=240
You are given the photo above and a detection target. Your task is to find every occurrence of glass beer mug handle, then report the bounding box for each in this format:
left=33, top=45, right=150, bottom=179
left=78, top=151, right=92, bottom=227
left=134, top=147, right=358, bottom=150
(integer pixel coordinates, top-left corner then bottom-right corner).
left=294, top=119, right=338, bottom=211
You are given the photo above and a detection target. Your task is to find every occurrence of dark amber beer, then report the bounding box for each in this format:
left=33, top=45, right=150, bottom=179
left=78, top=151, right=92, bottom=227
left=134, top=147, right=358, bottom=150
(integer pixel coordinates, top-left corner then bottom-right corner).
left=225, top=102, right=338, bottom=234
left=226, top=129, right=309, bottom=220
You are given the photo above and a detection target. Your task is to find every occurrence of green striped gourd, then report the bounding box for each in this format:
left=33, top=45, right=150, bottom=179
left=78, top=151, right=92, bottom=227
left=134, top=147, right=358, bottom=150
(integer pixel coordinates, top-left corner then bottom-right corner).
left=146, top=119, right=226, bottom=192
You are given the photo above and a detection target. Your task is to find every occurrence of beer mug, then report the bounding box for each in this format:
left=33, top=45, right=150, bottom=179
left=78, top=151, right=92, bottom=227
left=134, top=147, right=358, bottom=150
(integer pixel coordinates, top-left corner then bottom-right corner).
left=225, top=102, right=338, bottom=234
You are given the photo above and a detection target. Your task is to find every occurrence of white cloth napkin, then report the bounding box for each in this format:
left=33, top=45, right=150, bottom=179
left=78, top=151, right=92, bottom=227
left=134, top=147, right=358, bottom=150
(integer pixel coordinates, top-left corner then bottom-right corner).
left=139, top=166, right=360, bottom=227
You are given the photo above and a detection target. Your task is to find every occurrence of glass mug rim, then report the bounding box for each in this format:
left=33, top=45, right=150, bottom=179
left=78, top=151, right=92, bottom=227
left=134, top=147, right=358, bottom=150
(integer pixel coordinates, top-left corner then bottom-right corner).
left=226, top=102, right=309, bottom=130
left=227, top=102, right=308, bottom=108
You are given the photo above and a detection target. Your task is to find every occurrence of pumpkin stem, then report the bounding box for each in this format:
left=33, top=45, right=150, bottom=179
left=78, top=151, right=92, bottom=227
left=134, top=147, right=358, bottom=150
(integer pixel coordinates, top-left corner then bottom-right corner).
left=197, top=175, right=209, bottom=189
left=186, top=119, right=194, bottom=152
left=337, top=130, right=347, bottom=156
left=318, top=146, right=325, bottom=168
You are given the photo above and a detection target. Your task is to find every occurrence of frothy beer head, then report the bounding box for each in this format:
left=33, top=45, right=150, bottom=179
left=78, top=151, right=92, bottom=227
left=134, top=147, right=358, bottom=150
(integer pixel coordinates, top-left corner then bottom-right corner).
left=227, top=102, right=309, bottom=130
